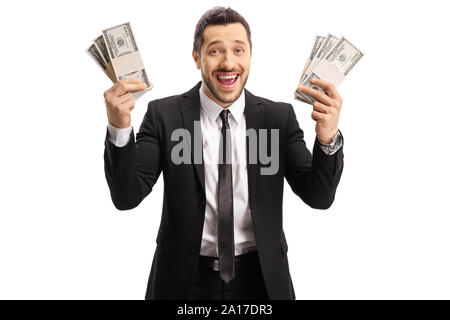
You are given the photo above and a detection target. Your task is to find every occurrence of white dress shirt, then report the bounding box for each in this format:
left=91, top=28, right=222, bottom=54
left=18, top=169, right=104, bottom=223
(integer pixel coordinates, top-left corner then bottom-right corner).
left=106, top=85, right=343, bottom=257
left=197, top=85, right=256, bottom=257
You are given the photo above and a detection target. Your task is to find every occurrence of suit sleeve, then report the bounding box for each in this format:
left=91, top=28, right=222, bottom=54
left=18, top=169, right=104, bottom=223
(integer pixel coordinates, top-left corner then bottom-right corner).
left=284, top=104, right=344, bottom=209
left=103, top=101, right=162, bottom=210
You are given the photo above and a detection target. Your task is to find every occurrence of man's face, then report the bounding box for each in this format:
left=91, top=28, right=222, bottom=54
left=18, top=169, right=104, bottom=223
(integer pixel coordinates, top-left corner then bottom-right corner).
left=193, top=23, right=251, bottom=107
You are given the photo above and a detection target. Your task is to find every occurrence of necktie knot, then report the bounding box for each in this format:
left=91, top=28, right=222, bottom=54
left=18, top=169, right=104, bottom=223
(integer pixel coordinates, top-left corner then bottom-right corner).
left=220, top=109, right=230, bottom=125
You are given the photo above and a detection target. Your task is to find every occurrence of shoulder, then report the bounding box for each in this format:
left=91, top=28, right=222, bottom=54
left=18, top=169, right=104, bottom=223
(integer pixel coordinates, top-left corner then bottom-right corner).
left=146, top=94, right=180, bottom=113
left=146, top=81, right=201, bottom=116
left=245, top=89, right=294, bottom=122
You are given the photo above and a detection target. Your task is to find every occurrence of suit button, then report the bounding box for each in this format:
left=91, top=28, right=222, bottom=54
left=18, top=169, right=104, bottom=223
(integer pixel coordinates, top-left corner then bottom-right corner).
left=190, top=245, right=199, bottom=254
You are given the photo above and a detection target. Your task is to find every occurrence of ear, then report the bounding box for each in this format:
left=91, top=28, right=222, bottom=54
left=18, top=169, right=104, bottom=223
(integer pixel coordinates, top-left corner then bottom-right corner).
left=192, top=50, right=201, bottom=70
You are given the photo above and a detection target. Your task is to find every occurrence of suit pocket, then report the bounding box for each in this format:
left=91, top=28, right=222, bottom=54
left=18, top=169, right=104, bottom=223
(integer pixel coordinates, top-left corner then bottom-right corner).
left=156, top=228, right=174, bottom=253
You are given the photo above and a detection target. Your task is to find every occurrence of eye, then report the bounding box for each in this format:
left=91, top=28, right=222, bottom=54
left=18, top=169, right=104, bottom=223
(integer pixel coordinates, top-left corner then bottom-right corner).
left=235, top=47, right=245, bottom=54
left=209, top=48, right=220, bottom=55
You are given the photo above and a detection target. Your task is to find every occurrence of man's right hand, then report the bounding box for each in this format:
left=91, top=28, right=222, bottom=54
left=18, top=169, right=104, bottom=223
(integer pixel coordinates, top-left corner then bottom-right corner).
left=104, top=78, right=147, bottom=128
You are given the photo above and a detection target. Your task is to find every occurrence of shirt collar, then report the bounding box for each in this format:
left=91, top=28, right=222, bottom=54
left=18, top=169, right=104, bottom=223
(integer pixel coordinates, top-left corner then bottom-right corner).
left=199, top=83, right=245, bottom=125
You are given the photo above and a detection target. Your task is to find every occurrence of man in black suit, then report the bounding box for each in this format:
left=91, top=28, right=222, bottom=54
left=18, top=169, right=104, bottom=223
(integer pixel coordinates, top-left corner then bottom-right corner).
left=103, top=7, right=344, bottom=300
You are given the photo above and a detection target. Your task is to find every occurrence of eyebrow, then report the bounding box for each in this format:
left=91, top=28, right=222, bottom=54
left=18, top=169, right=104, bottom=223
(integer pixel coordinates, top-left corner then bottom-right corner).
left=206, top=40, right=247, bottom=49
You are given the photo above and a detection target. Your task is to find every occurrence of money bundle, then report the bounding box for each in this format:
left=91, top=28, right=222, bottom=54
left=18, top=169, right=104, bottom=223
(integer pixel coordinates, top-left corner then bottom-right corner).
left=86, top=22, right=152, bottom=100
left=295, top=34, right=363, bottom=104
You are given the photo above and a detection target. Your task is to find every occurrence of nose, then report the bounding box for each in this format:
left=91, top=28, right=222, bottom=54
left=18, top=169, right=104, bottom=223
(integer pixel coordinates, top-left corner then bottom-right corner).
left=220, top=50, right=234, bottom=70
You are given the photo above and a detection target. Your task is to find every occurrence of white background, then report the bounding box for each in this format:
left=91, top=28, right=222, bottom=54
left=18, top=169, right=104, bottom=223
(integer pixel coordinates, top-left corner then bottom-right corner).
left=0, top=0, right=449, bottom=299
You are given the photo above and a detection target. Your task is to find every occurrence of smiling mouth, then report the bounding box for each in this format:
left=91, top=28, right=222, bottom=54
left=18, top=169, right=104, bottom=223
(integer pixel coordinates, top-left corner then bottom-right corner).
left=215, top=72, right=239, bottom=89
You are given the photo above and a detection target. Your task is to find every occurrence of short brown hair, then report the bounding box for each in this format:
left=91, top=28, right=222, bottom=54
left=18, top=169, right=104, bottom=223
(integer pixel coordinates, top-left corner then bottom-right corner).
left=193, top=7, right=252, bottom=54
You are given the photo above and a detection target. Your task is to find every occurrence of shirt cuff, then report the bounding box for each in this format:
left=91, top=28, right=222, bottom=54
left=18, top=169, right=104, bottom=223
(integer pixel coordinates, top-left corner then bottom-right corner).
left=107, top=122, right=132, bottom=147
left=318, top=130, right=343, bottom=155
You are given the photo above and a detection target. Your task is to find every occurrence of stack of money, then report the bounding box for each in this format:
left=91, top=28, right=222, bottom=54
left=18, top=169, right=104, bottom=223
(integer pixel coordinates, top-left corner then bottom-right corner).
left=86, top=22, right=152, bottom=100
left=295, top=34, right=363, bottom=104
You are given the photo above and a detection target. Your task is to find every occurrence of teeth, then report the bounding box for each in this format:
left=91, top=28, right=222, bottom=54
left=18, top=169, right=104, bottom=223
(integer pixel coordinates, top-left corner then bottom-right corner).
left=218, top=74, right=238, bottom=80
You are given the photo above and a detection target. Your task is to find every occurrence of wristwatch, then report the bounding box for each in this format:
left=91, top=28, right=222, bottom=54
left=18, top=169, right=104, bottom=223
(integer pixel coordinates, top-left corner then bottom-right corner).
left=318, top=130, right=343, bottom=155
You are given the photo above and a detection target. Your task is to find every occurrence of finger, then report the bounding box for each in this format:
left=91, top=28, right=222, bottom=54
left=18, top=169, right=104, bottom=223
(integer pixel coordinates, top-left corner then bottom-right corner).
left=105, top=78, right=141, bottom=97
left=125, top=77, right=142, bottom=84
left=111, top=78, right=141, bottom=91
left=313, top=101, right=330, bottom=114
left=121, top=100, right=135, bottom=111
left=310, top=78, right=340, bottom=100
left=117, top=77, right=142, bottom=85
left=298, top=85, right=332, bottom=106
left=311, top=110, right=326, bottom=121
left=118, top=92, right=134, bottom=104
left=112, top=80, right=147, bottom=96
left=115, top=83, right=147, bottom=96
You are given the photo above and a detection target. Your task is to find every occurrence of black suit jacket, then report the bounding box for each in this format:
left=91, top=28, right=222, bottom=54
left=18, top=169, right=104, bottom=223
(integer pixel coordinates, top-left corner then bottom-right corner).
left=104, top=81, right=344, bottom=300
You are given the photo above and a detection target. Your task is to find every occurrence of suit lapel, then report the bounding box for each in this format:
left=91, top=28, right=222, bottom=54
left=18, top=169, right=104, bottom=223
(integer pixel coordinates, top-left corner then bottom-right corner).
left=179, top=81, right=205, bottom=197
left=244, top=89, right=265, bottom=210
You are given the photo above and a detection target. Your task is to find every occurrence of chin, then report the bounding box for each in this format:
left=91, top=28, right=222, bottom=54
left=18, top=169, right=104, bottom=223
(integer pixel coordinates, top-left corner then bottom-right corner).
left=215, top=77, right=245, bottom=102
left=202, top=71, right=247, bottom=105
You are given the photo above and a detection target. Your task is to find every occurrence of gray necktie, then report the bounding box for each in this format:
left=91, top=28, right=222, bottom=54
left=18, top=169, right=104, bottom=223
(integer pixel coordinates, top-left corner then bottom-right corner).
left=218, top=109, right=235, bottom=283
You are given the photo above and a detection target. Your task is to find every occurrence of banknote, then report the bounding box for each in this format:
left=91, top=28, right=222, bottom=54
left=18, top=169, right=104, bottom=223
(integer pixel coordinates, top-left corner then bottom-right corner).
left=296, top=34, right=339, bottom=102
left=300, top=35, right=325, bottom=79
left=86, top=44, right=116, bottom=82
left=102, top=22, right=151, bottom=84
left=93, top=35, right=116, bottom=82
left=294, top=35, right=363, bottom=104
left=87, top=22, right=152, bottom=100
left=303, top=34, right=338, bottom=81
left=325, top=37, right=364, bottom=76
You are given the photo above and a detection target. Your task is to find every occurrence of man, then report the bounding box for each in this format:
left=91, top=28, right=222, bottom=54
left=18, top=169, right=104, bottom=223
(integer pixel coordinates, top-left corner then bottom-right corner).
left=103, top=7, right=344, bottom=300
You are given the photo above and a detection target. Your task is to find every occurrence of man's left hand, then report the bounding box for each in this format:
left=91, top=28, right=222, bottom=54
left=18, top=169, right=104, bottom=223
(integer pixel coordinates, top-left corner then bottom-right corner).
left=298, top=79, right=342, bottom=144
